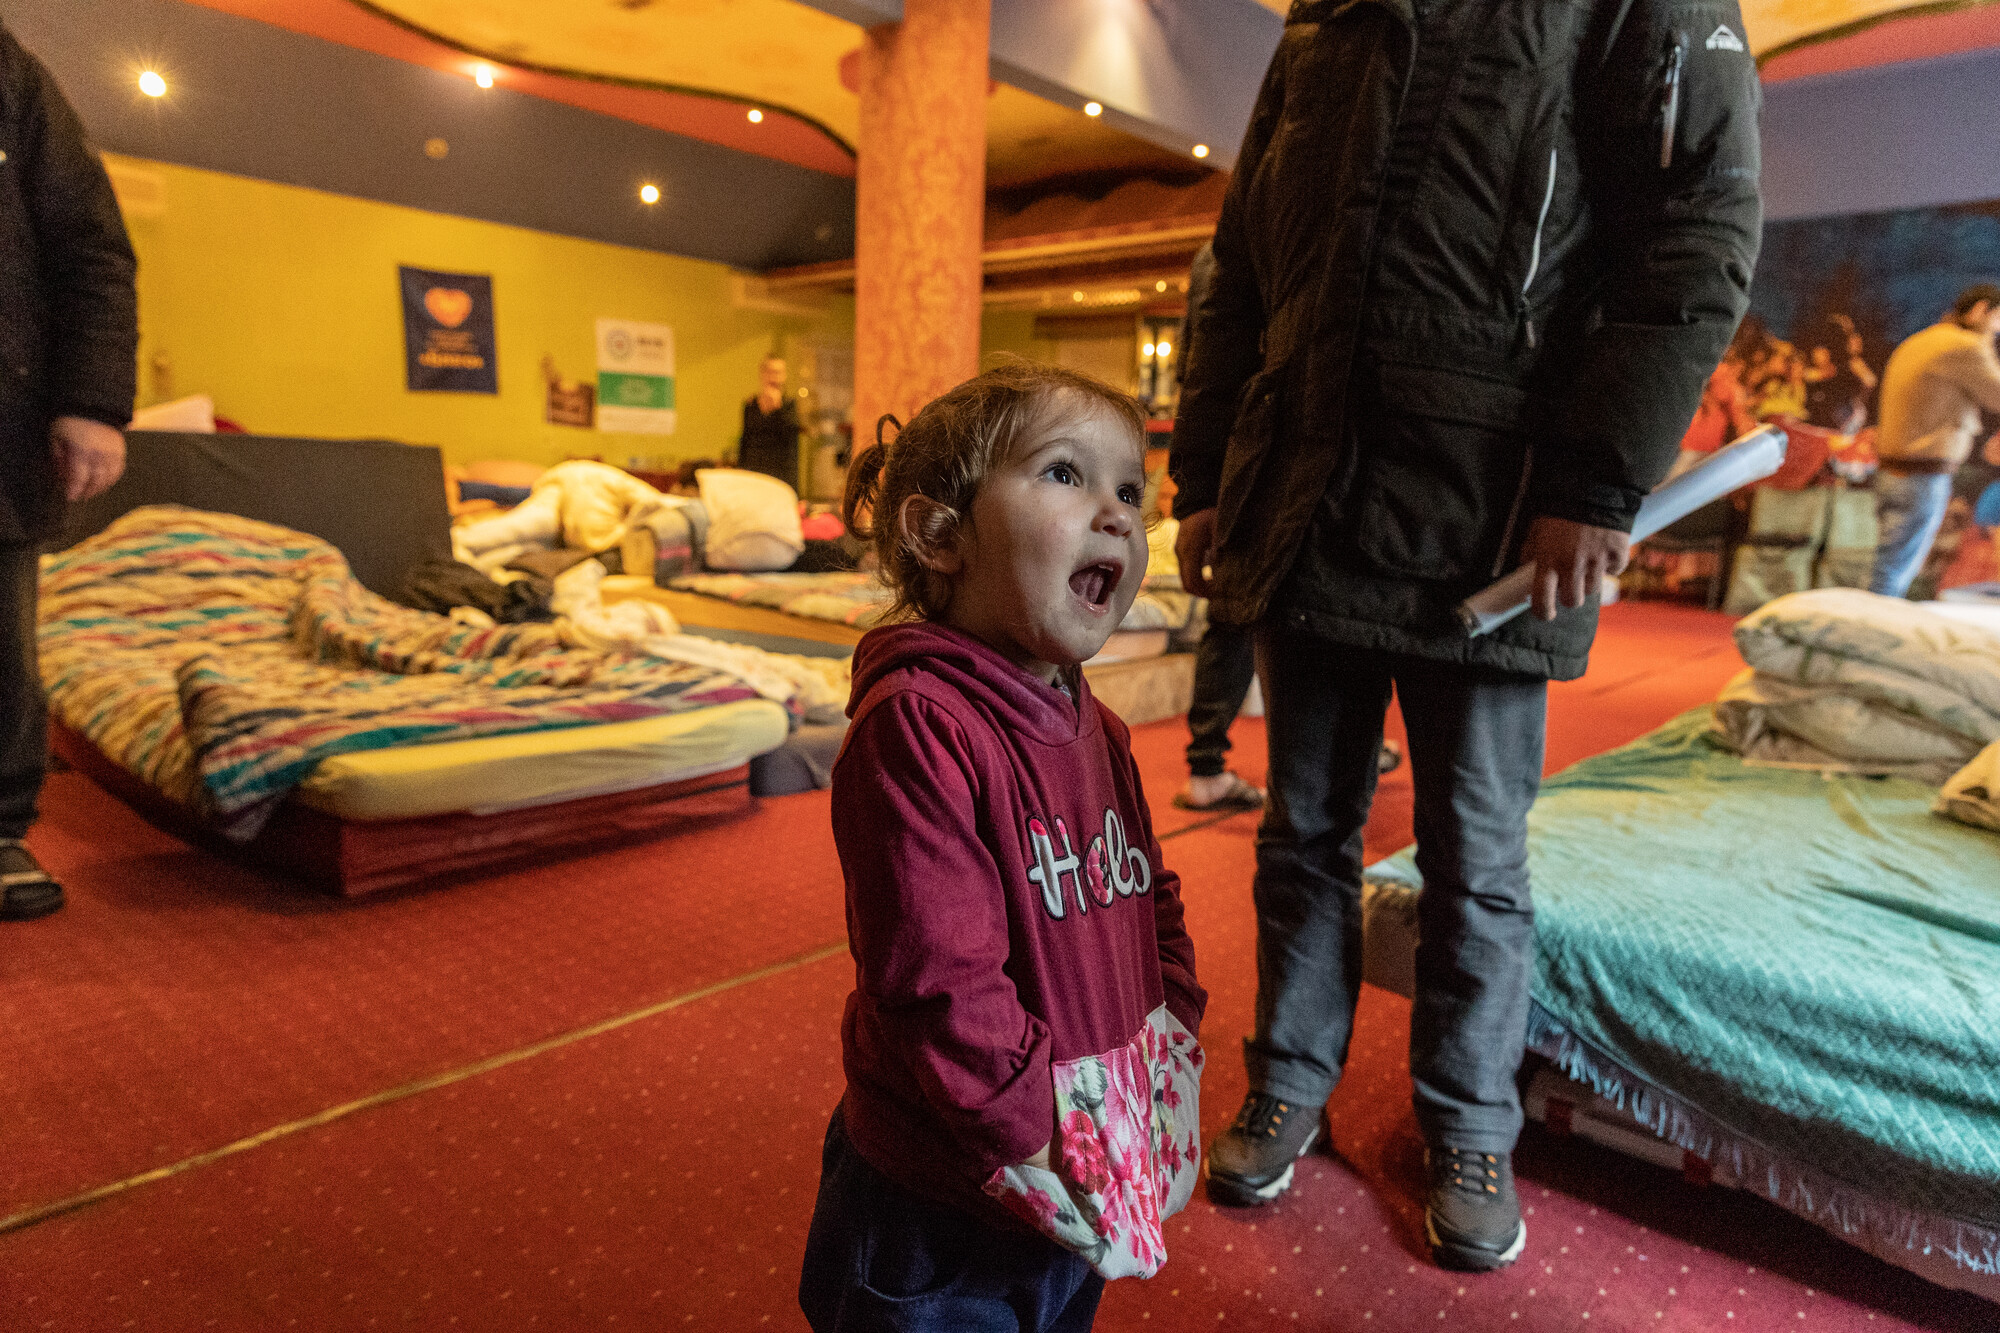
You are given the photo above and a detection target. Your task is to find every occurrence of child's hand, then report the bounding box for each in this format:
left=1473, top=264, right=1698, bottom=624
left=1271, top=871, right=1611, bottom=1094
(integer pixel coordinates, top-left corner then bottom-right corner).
left=1022, top=1140, right=1052, bottom=1171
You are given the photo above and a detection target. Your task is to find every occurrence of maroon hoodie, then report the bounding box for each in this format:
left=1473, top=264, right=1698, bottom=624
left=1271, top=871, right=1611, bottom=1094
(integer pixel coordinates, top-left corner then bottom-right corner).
left=833, top=621, right=1206, bottom=1231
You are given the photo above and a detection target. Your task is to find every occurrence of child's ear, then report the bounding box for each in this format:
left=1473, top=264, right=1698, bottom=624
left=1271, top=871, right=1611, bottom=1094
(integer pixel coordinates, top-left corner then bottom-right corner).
left=899, top=495, right=963, bottom=576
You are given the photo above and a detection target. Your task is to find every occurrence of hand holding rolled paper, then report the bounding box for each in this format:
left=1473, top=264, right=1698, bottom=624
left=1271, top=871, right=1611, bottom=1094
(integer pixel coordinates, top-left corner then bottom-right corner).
left=1457, top=425, right=1787, bottom=637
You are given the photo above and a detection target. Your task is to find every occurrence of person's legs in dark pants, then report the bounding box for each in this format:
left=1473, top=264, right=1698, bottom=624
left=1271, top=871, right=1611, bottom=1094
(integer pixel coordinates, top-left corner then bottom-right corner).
left=1394, top=657, right=1546, bottom=1270
left=1185, top=621, right=1257, bottom=778
left=1206, top=627, right=1393, bottom=1203
left=801, top=1108, right=1104, bottom=1333
left=0, top=544, right=59, bottom=921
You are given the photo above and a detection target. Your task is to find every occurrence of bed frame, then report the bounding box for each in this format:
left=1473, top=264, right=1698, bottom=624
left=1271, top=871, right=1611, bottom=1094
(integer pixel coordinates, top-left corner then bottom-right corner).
left=53, top=724, right=755, bottom=898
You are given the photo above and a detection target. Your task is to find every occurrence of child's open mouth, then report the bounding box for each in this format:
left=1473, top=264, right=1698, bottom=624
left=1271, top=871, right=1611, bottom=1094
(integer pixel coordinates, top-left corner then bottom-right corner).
left=1068, top=560, right=1123, bottom=613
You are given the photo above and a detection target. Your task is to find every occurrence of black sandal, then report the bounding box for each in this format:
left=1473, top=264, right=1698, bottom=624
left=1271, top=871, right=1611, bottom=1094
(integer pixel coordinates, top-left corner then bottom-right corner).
left=0, top=839, right=64, bottom=921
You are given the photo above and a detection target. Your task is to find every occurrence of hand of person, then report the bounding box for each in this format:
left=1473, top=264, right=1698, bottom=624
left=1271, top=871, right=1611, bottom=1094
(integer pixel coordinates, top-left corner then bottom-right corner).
left=1175, top=507, right=1219, bottom=599
left=1519, top=515, right=1630, bottom=621
left=51, top=416, right=127, bottom=502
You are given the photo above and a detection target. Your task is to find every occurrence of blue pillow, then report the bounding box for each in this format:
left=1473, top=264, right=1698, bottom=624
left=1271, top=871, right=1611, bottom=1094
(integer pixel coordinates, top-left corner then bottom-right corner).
left=457, top=480, right=533, bottom=506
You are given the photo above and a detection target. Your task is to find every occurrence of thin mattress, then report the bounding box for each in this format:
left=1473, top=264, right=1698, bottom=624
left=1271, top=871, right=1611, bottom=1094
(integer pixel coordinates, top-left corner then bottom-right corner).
left=293, top=697, right=789, bottom=820
left=1367, top=708, right=2000, bottom=1290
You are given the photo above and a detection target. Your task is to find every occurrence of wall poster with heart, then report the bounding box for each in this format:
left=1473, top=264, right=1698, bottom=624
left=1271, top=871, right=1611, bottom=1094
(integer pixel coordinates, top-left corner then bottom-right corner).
left=399, top=266, right=498, bottom=394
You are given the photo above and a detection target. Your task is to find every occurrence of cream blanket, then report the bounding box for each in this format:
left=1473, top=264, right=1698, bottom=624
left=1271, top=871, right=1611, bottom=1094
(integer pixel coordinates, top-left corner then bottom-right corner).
left=1712, top=589, right=2000, bottom=781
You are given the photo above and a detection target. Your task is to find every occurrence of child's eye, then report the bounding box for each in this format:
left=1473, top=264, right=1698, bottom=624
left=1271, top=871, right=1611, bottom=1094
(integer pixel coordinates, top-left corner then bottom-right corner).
left=1118, top=484, right=1141, bottom=506
left=1045, top=462, right=1078, bottom=486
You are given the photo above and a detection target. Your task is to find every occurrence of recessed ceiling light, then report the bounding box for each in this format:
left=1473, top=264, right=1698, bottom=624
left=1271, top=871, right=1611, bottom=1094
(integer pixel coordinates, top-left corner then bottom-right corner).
left=1142, top=343, right=1156, bottom=357
left=1192, top=144, right=1210, bottom=159
left=747, top=108, right=764, bottom=124
left=138, top=70, right=166, bottom=98
left=1072, top=291, right=1085, bottom=303
left=639, top=183, right=660, bottom=204
left=1155, top=280, right=1167, bottom=293
left=1156, top=341, right=1172, bottom=358
left=424, top=137, right=449, bottom=159
left=1083, top=101, right=1103, bottom=117
left=473, top=64, right=495, bottom=89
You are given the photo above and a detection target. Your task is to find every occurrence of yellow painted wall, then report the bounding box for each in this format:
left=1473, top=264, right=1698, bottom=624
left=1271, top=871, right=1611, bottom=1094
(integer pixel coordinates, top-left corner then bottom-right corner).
left=109, top=154, right=853, bottom=469
left=979, top=309, right=1060, bottom=368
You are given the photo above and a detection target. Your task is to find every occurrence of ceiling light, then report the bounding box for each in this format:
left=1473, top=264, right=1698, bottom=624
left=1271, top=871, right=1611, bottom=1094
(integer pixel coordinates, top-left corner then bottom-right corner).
left=1192, top=143, right=1210, bottom=159
left=1072, top=291, right=1084, bottom=303
left=1155, top=280, right=1167, bottom=293
left=1142, top=343, right=1156, bottom=357
left=424, top=137, right=449, bottom=159
left=1156, top=340, right=1172, bottom=358
left=747, top=108, right=764, bottom=124
left=138, top=70, right=166, bottom=98
left=639, top=183, right=660, bottom=204
left=473, top=64, right=495, bottom=89
left=1083, top=101, right=1103, bottom=117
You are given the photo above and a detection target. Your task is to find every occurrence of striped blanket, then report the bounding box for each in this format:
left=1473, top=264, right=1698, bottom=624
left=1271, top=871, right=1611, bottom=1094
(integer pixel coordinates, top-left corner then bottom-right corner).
left=41, top=507, right=763, bottom=839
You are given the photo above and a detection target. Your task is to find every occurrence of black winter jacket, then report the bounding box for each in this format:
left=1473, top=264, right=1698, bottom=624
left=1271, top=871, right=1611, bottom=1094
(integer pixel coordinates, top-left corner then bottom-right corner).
left=1171, top=0, right=1761, bottom=678
left=0, top=24, right=137, bottom=544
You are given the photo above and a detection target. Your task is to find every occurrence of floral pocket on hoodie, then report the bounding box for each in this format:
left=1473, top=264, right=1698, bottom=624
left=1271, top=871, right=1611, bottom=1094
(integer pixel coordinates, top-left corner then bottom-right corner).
left=983, top=1004, right=1203, bottom=1280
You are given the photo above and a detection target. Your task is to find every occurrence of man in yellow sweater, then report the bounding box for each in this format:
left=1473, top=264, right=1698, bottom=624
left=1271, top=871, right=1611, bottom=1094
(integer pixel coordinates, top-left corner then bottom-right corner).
left=1871, top=284, right=2000, bottom=597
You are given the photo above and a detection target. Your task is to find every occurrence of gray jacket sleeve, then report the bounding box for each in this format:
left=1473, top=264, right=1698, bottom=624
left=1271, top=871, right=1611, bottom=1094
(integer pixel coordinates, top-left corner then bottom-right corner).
left=1533, top=0, right=1763, bottom=531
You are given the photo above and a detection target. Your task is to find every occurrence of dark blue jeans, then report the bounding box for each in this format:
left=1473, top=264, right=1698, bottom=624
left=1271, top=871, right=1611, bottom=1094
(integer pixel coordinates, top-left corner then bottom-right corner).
left=800, top=1108, right=1104, bottom=1333
left=1186, top=620, right=1258, bottom=778
left=1246, top=627, right=1546, bottom=1153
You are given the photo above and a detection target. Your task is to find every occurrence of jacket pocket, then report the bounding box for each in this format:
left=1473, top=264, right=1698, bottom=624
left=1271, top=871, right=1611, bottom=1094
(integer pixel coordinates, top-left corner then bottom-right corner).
left=1347, top=362, right=1533, bottom=581
left=1214, top=364, right=1285, bottom=552
left=983, top=1005, right=1204, bottom=1281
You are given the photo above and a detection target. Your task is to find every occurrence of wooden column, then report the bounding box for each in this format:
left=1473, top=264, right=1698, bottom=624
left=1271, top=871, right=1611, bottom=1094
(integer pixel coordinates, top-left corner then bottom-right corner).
left=851, top=0, right=989, bottom=449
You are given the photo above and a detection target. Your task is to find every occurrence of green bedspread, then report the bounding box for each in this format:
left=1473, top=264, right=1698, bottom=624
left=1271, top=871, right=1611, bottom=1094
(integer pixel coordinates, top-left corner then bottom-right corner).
left=1374, top=709, right=2000, bottom=1228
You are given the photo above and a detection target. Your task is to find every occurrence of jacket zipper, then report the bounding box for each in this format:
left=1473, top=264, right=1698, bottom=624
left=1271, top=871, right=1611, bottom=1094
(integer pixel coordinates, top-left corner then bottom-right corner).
left=1520, top=146, right=1559, bottom=348
left=1659, top=33, right=1685, bottom=169
left=1493, top=440, right=1537, bottom=577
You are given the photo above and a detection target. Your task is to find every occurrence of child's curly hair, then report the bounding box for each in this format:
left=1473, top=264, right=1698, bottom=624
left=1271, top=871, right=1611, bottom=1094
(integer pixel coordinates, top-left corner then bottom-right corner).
left=843, top=359, right=1147, bottom=623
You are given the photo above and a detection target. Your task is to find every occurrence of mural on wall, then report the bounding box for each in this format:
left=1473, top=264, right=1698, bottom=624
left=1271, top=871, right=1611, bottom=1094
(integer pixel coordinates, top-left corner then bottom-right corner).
left=400, top=267, right=499, bottom=394
left=1749, top=197, right=2000, bottom=378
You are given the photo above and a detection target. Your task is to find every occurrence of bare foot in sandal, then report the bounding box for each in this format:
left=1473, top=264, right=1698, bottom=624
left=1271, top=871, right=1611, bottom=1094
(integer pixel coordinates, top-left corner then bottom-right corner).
left=0, top=840, right=64, bottom=921
left=1174, top=771, right=1266, bottom=811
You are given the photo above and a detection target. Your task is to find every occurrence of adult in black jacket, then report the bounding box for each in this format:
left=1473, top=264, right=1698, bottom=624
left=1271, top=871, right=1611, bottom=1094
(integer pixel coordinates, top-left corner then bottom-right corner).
left=0, top=24, right=138, bottom=919
left=1172, top=0, right=1759, bottom=1271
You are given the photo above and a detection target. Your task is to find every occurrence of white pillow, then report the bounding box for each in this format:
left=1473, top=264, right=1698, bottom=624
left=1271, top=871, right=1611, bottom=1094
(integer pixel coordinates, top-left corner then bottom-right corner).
left=697, top=468, right=804, bottom=571
left=129, top=393, right=215, bottom=433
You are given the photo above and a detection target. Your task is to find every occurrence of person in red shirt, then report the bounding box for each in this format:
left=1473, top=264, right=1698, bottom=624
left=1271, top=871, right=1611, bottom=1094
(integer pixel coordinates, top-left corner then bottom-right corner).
left=799, top=362, right=1207, bottom=1332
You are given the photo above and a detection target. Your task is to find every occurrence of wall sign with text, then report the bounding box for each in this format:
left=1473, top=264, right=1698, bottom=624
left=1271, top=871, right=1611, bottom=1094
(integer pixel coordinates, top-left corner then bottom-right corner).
left=595, top=318, right=675, bottom=434
left=400, top=266, right=498, bottom=394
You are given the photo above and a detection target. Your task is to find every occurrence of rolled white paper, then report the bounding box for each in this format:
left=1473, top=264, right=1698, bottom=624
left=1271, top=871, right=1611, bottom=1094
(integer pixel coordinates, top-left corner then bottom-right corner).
left=1457, top=424, right=1787, bottom=636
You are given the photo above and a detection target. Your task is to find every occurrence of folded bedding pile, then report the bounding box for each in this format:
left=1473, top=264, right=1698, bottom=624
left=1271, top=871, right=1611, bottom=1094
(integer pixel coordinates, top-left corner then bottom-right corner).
left=41, top=507, right=789, bottom=839
left=1710, top=588, right=2000, bottom=786
left=1369, top=710, right=2000, bottom=1286
left=666, top=517, right=1203, bottom=643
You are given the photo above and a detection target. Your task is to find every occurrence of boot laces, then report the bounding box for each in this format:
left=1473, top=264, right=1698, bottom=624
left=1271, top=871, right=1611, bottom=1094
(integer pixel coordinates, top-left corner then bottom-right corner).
left=1440, top=1147, right=1504, bottom=1196
left=1231, top=1093, right=1297, bottom=1139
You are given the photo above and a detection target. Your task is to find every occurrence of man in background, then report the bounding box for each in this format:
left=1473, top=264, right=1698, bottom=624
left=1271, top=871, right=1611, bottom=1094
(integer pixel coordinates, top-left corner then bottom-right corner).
left=737, top=353, right=802, bottom=490
left=1, top=22, right=138, bottom=919
left=1870, top=284, right=2000, bottom=598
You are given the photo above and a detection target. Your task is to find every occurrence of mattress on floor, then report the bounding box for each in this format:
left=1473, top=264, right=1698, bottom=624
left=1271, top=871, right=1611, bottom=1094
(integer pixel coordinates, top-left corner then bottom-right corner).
left=1366, top=707, right=2000, bottom=1236
left=293, top=698, right=789, bottom=820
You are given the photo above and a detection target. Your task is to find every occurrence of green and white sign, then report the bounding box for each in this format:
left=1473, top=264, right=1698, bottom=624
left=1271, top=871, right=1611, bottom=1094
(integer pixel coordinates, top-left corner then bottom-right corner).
left=595, top=318, right=675, bottom=434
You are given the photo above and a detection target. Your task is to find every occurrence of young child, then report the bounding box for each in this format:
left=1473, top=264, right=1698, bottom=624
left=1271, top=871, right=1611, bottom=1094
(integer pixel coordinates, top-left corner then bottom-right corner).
left=798, top=362, right=1207, bottom=1332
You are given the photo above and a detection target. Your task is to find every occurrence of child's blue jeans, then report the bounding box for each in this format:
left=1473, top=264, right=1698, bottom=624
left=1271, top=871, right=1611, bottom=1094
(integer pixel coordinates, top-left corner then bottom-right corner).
left=798, top=1107, right=1104, bottom=1333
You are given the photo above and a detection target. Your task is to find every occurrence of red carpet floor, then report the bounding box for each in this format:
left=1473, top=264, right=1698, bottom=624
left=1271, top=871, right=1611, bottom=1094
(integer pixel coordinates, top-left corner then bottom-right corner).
left=2, top=603, right=1986, bottom=1329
